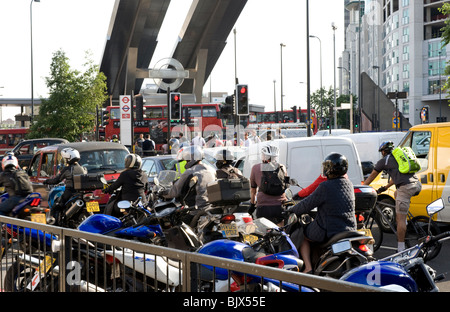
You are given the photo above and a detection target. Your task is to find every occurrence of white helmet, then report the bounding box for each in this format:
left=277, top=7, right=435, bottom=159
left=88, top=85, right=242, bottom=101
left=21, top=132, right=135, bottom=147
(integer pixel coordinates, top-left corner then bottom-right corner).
left=180, top=145, right=204, bottom=169
left=124, top=153, right=142, bottom=169
left=61, top=147, right=80, bottom=164
left=2, top=154, right=19, bottom=170
left=261, top=145, right=279, bottom=161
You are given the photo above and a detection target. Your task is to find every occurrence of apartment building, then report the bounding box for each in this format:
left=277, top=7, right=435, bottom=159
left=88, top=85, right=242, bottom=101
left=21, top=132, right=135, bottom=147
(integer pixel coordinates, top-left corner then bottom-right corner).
left=341, top=0, right=449, bottom=129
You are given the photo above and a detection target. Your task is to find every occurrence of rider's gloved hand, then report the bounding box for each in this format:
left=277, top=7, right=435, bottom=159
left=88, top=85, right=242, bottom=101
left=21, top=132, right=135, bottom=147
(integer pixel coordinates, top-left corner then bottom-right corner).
left=376, top=186, right=387, bottom=194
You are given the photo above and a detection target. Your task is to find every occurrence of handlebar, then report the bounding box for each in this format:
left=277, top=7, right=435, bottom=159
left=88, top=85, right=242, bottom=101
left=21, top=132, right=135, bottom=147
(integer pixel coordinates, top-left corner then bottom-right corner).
left=425, top=231, right=450, bottom=246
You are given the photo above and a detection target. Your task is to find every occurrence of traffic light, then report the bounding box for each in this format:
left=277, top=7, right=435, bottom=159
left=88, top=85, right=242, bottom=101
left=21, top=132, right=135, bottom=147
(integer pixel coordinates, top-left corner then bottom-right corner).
left=221, top=94, right=235, bottom=116
left=291, top=106, right=297, bottom=122
left=236, top=84, right=248, bottom=116
left=135, top=94, right=144, bottom=121
left=170, top=92, right=181, bottom=120
left=102, top=110, right=110, bottom=126
left=326, top=118, right=330, bottom=129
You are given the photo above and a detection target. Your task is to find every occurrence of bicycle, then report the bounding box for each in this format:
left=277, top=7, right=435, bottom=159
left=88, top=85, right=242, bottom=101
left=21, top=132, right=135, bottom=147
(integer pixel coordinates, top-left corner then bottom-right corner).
left=362, top=200, right=442, bottom=261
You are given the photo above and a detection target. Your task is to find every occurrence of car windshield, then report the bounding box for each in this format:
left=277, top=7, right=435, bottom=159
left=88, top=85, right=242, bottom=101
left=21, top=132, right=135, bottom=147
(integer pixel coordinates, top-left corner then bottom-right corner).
left=160, top=158, right=180, bottom=171
left=79, top=149, right=129, bottom=173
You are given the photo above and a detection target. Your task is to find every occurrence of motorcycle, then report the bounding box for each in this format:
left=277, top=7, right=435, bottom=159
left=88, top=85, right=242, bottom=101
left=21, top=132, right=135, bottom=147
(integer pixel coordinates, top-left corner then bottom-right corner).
left=196, top=216, right=316, bottom=292
left=0, top=192, right=46, bottom=260
left=284, top=188, right=375, bottom=278
left=340, top=198, right=450, bottom=292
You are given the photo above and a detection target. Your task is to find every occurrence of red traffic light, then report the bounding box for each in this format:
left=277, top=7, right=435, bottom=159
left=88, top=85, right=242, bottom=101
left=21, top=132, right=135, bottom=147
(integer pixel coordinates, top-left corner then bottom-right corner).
left=173, top=95, right=179, bottom=102
left=239, top=86, right=247, bottom=94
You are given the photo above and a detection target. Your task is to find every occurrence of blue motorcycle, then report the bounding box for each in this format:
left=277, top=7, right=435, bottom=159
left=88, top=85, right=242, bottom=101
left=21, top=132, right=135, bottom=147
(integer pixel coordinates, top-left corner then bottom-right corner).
left=340, top=198, right=449, bottom=292
left=196, top=217, right=315, bottom=292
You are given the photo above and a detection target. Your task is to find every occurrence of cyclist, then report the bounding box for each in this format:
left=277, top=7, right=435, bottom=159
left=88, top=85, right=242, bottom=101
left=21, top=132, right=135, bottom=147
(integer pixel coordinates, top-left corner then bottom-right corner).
left=363, top=141, right=422, bottom=252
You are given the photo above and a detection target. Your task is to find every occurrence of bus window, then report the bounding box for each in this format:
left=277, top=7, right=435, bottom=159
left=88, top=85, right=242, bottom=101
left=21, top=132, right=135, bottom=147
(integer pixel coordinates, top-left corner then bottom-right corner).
left=187, top=107, right=201, bottom=118
left=110, top=108, right=120, bottom=119
left=41, top=153, right=55, bottom=177
left=203, top=106, right=217, bottom=117
left=146, top=107, right=163, bottom=118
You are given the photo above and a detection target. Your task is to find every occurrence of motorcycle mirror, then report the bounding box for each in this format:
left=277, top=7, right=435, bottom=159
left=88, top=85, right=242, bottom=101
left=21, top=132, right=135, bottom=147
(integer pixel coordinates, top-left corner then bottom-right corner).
left=287, top=213, right=298, bottom=225
left=117, top=200, right=131, bottom=209
left=426, top=198, right=444, bottom=216
left=284, top=189, right=293, bottom=201
left=289, top=178, right=299, bottom=186
left=153, top=177, right=159, bottom=186
left=100, top=177, right=107, bottom=184
left=331, top=240, right=352, bottom=255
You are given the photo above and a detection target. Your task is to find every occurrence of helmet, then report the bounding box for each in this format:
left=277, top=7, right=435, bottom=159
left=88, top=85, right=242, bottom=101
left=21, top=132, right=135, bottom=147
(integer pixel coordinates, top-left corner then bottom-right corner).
left=322, top=152, right=348, bottom=179
left=261, top=145, right=279, bottom=162
left=378, top=141, right=394, bottom=153
left=215, top=149, right=235, bottom=169
left=2, top=154, right=18, bottom=170
left=180, top=145, right=204, bottom=169
left=61, top=148, right=80, bottom=164
left=124, top=153, right=142, bottom=169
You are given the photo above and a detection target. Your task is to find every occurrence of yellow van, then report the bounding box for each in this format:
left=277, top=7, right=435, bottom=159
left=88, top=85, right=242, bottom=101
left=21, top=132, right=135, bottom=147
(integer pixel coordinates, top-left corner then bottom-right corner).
left=371, top=122, right=450, bottom=223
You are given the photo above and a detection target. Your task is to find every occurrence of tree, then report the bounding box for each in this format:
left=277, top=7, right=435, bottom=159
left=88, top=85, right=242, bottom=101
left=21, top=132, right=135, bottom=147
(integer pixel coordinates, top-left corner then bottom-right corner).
left=27, top=50, right=107, bottom=142
left=310, top=86, right=357, bottom=129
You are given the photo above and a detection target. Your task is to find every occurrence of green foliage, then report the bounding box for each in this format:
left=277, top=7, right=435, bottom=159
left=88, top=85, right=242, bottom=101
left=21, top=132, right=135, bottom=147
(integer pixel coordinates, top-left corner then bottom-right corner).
left=27, top=50, right=107, bottom=142
left=310, top=86, right=358, bottom=129
left=438, top=4, right=450, bottom=96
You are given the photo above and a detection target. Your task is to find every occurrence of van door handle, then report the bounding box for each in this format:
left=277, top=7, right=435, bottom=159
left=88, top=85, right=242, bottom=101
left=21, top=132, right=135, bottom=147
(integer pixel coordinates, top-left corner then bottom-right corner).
left=439, top=173, right=446, bottom=183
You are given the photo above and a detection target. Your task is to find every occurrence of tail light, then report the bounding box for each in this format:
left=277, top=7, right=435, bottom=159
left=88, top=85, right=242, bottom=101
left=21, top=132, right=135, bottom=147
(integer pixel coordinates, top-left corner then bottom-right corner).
left=30, top=198, right=41, bottom=207
left=221, top=215, right=235, bottom=224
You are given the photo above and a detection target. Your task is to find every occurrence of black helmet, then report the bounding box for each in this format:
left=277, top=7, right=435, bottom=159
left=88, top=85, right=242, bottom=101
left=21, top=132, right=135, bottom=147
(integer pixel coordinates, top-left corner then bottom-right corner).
left=124, top=153, right=142, bottom=169
left=322, top=152, right=348, bottom=179
left=215, top=149, right=235, bottom=169
left=378, top=141, right=394, bottom=153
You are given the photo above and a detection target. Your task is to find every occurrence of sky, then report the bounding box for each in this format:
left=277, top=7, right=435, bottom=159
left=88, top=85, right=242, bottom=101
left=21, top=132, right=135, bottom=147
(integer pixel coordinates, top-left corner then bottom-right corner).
left=0, top=0, right=345, bottom=120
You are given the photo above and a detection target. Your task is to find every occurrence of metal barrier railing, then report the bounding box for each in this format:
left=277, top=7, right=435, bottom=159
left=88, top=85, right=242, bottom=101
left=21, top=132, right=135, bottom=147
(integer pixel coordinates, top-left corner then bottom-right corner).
left=0, top=216, right=385, bottom=293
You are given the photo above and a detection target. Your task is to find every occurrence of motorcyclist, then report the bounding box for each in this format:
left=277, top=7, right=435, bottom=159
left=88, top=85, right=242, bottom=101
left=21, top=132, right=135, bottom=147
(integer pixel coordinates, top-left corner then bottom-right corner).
left=103, top=153, right=148, bottom=216
left=166, top=145, right=215, bottom=209
left=215, top=149, right=244, bottom=179
left=0, top=154, right=33, bottom=216
left=288, top=152, right=356, bottom=273
left=43, top=148, right=87, bottom=222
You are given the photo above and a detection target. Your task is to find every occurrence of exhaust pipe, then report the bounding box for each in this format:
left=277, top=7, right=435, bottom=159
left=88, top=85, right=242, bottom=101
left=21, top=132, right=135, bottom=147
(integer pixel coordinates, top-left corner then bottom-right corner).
left=65, top=199, right=84, bottom=220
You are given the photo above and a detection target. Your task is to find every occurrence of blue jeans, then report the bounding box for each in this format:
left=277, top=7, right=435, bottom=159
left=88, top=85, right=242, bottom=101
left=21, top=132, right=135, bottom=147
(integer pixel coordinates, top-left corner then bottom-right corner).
left=0, top=196, right=23, bottom=216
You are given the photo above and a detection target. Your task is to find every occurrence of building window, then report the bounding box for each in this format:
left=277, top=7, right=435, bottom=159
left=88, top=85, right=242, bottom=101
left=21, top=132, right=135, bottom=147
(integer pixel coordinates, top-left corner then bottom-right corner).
left=402, top=0, right=409, bottom=7
left=403, top=81, right=410, bottom=93
left=402, top=27, right=409, bottom=43
left=428, top=59, right=446, bottom=76
left=402, top=45, right=409, bottom=60
left=402, top=8, right=409, bottom=25
left=428, top=41, right=446, bottom=58
left=428, top=79, right=445, bottom=94
left=402, top=63, right=410, bottom=79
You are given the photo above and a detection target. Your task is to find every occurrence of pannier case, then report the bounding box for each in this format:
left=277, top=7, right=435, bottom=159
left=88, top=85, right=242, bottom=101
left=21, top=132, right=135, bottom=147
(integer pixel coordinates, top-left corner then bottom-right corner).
left=207, top=178, right=251, bottom=204
left=73, top=174, right=105, bottom=191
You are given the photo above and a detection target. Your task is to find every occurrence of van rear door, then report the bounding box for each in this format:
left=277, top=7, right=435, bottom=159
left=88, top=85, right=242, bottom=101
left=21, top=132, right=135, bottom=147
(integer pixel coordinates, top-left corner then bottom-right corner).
left=436, top=126, right=450, bottom=220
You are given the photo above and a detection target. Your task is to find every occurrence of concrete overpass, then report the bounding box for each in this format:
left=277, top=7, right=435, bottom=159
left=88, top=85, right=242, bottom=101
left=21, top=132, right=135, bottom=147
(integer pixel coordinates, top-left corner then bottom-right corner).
left=100, top=0, right=248, bottom=103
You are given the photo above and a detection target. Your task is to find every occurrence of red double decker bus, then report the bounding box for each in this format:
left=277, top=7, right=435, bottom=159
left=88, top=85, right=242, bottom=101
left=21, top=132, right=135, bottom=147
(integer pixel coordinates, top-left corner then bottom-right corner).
left=0, top=128, right=29, bottom=154
left=248, top=108, right=318, bottom=134
left=103, top=103, right=232, bottom=150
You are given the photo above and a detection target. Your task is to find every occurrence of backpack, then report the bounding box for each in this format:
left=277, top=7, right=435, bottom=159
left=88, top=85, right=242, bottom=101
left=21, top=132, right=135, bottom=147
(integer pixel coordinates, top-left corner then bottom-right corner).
left=13, top=170, right=33, bottom=196
left=259, top=163, right=289, bottom=196
left=391, top=147, right=421, bottom=174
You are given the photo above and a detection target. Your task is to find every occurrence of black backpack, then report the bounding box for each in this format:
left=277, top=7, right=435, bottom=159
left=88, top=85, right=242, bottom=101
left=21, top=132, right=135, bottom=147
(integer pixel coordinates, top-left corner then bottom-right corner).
left=13, top=170, right=33, bottom=196
left=259, top=163, right=289, bottom=196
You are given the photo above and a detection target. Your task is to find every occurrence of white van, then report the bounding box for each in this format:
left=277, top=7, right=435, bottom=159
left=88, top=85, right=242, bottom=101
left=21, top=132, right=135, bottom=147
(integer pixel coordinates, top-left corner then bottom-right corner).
left=240, top=137, right=364, bottom=194
left=340, top=131, right=406, bottom=165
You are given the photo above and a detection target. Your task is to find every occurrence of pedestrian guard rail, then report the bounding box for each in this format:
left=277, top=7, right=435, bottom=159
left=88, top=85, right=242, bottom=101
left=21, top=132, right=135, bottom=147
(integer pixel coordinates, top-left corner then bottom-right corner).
left=0, top=216, right=386, bottom=292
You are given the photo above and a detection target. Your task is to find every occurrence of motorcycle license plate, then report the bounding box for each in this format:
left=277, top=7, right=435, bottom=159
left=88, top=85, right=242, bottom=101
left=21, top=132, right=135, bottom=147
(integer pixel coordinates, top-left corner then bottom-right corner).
left=220, top=223, right=239, bottom=238
left=31, top=213, right=47, bottom=224
left=86, top=201, right=100, bottom=212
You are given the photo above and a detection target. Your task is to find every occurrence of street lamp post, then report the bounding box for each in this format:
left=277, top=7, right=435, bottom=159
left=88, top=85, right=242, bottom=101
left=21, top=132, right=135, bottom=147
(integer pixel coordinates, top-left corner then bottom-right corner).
left=332, top=22, right=337, bottom=129
left=30, top=0, right=40, bottom=124
left=280, top=43, right=286, bottom=118
left=273, top=80, right=277, bottom=112
left=309, top=35, right=323, bottom=129
left=373, top=65, right=380, bottom=130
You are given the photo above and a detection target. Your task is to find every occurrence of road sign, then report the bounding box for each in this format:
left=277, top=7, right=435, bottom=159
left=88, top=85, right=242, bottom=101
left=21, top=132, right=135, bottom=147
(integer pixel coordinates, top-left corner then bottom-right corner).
left=387, top=91, right=407, bottom=99
left=120, top=95, right=132, bottom=146
left=392, top=117, right=399, bottom=128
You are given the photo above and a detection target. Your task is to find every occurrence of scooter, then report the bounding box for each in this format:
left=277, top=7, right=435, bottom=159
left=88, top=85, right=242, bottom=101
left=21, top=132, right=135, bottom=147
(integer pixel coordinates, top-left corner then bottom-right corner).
left=340, top=198, right=450, bottom=292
